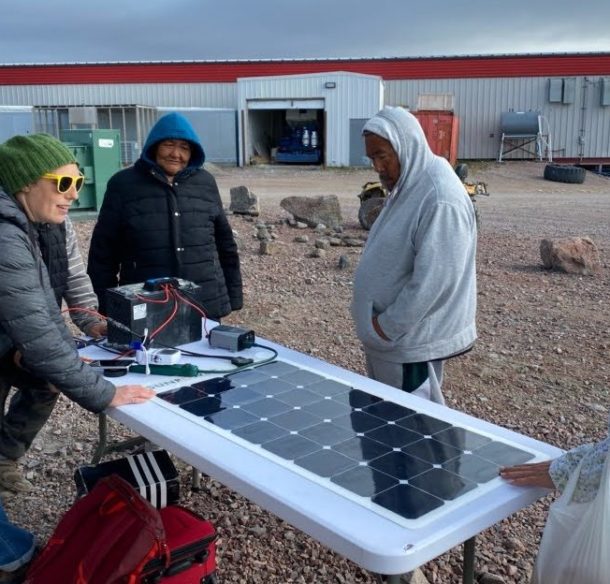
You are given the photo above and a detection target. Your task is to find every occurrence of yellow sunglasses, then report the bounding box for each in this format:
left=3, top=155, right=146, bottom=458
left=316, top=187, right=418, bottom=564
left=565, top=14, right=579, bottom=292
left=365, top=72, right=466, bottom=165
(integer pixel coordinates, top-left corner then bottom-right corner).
left=42, top=173, right=85, bottom=194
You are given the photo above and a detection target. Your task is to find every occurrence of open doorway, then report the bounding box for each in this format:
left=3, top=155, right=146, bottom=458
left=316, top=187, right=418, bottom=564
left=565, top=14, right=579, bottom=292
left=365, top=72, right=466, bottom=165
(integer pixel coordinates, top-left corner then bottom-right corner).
left=245, top=103, right=325, bottom=165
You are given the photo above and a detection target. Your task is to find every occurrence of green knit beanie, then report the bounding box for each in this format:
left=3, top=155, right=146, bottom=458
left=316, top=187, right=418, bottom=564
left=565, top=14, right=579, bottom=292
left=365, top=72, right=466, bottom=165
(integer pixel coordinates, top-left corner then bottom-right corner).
left=0, top=133, right=76, bottom=195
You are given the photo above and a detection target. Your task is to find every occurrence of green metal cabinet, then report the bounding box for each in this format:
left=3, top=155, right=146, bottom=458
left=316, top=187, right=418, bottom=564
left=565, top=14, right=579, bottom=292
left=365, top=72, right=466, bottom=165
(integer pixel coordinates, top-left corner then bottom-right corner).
left=60, top=129, right=122, bottom=211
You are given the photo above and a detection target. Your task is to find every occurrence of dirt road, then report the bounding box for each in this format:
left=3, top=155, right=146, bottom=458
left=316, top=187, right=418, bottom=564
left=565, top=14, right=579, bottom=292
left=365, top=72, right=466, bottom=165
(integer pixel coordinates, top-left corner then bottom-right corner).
left=212, top=161, right=610, bottom=240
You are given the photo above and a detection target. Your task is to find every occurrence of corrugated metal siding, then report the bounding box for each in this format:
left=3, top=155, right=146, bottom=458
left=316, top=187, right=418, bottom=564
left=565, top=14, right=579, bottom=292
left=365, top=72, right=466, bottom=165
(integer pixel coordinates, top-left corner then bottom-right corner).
left=158, top=107, right=237, bottom=163
left=0, top=107, right=34, bottom=142
left=1, top=54, right=609, bottom=85
left=0, top=83, right=236, bottom=108
left=385, top=76, right=610, bottom=160
left=2, top=67, right=610, bottom=163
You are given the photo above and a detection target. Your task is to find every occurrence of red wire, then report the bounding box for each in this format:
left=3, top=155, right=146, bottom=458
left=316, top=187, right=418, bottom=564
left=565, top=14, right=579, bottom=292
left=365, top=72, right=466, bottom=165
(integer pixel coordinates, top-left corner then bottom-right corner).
left=72, top=283, right=208, bottom=345
left=148, top=292, right=179, bottom=340
left=172, top=288, right=209, bottom=335
left=135, top=285, right=171, bottom=304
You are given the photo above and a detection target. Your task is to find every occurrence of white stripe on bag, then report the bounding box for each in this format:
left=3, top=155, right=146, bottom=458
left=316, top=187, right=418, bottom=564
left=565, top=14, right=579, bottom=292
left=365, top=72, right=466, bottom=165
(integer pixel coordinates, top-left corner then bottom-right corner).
left=127, top=455, right=147, bottom=502
left=146, top=451, right=168, bottom=508
left=136, top=453, right=158, bottom=508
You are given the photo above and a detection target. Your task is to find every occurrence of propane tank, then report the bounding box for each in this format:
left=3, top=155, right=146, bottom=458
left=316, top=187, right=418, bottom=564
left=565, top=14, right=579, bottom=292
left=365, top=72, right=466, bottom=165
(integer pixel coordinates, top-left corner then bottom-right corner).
left=311, top=130, right=318, bottom=148
left=302, top=128, right=310, bottom=147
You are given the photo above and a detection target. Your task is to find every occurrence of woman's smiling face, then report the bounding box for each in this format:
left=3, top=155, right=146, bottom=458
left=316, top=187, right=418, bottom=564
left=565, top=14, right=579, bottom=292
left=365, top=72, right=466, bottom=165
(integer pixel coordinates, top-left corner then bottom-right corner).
left=17, top=163, right=81, bottom=223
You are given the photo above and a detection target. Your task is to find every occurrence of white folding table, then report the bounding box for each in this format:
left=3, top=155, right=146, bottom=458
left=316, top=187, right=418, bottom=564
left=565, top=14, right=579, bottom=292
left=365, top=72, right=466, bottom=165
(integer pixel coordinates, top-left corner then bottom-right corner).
left=82, top=334, right=562, bottom=582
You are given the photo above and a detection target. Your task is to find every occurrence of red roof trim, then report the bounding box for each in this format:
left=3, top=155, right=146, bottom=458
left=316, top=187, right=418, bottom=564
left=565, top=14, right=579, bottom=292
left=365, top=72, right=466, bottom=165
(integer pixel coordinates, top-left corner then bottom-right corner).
left=1, top=54, right=609, bottom=85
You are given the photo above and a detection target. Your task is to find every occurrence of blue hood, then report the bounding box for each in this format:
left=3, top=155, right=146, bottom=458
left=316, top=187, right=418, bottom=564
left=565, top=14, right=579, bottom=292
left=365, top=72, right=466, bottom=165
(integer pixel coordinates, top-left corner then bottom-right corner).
left=141, top=112, right=205, bottom=170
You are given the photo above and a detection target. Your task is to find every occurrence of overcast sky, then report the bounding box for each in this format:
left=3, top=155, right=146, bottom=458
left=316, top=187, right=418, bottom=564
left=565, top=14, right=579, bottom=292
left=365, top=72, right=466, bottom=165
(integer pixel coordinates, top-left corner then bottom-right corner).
left=1, top=0, right=609, bottom=64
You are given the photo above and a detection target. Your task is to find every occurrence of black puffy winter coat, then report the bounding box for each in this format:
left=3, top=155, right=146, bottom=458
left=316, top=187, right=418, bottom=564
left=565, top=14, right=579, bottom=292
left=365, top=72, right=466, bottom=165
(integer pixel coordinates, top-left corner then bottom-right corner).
left=0, top=190, right=115, bottom=412
left=87, top=161, right=243, bottom=318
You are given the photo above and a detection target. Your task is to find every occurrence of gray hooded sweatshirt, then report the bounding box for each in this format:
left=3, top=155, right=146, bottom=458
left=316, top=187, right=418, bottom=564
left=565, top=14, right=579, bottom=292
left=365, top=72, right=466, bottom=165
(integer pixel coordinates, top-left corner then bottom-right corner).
left=351, top=106, right=477, bottom=363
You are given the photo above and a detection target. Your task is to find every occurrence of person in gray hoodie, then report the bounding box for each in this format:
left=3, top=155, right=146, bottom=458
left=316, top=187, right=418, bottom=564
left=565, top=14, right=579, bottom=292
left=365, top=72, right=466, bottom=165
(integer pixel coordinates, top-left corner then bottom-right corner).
left=351, top=107, right=477, bottom=404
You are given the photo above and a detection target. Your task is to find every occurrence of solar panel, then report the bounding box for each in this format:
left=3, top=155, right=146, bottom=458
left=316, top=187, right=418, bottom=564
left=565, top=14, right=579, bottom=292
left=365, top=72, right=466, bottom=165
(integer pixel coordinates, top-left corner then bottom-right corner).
left=155, top=360, right=536, bottom=526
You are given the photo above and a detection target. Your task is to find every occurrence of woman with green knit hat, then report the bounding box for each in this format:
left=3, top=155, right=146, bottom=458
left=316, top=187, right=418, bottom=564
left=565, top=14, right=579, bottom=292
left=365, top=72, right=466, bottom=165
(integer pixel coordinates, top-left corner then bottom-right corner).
left=0, top=133, right=154, bottom=495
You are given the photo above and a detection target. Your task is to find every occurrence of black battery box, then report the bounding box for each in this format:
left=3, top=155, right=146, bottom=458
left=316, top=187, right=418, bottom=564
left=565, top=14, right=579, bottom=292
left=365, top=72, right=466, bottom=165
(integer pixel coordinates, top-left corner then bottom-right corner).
left=105, top=279, right=204, bottom=347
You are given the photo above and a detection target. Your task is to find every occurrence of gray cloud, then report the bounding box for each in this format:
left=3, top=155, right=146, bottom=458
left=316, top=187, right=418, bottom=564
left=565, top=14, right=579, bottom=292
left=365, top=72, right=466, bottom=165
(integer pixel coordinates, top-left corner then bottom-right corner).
left=1, top=0, right=609, bottom=64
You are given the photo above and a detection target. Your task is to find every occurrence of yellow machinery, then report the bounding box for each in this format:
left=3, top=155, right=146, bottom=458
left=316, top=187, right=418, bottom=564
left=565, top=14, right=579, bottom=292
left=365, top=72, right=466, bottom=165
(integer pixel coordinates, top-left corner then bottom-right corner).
left=357, top=165, right=489, bottom=230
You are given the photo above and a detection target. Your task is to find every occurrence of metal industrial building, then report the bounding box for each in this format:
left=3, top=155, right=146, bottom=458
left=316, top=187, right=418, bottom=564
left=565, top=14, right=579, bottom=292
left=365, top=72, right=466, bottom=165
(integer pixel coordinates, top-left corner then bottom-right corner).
left=1, top=53, right=609, bottom=167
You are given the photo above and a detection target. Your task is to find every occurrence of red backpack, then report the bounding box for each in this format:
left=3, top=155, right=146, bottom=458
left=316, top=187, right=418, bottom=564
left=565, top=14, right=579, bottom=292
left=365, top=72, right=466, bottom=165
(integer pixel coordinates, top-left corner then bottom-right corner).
left=25, top=474, right=168, bottom=584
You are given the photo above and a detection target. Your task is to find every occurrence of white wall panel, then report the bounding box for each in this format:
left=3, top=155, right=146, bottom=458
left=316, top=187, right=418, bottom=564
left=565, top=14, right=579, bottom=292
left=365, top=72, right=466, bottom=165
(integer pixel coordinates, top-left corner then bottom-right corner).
left=0, top=83, right=236, bottom=109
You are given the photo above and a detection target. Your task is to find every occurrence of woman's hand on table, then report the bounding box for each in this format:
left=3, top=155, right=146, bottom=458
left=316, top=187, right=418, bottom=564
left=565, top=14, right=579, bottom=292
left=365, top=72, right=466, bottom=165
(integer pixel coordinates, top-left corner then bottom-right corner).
left=110, top=385, right=155, bottom=407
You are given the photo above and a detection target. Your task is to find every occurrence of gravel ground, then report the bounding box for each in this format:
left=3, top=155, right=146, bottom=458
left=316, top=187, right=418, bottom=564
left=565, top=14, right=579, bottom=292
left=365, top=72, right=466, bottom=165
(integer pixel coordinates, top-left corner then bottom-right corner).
left=5, top=161, right=610, bottom=583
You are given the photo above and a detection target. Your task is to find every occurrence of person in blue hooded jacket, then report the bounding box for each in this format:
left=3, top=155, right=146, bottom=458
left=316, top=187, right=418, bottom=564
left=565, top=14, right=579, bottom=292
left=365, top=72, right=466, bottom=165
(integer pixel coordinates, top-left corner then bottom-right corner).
left=87, top=112, right=243, bottom=319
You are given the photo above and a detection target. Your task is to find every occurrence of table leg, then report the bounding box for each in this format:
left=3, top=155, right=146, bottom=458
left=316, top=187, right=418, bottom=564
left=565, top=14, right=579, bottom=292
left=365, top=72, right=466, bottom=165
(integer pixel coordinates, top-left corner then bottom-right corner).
left=463, top=536, right=476, bottom=584
left=91, top=413, right=148, bottom=464
left=191, top=467, right=201, bottom=491
left=372, top=573, right=402, bottom=583
left=91, top=413, right=109, bottom=464
left=375, top=536, right=476, bottom=584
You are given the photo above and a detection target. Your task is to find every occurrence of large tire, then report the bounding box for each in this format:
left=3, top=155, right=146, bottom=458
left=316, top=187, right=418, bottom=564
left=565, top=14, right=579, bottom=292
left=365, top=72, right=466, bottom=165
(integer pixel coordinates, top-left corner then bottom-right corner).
left=358, top=197, right=385, bottom=230
left=543, top=163, right=586, bottom=184
left=454, top=163, right=469, bottom=181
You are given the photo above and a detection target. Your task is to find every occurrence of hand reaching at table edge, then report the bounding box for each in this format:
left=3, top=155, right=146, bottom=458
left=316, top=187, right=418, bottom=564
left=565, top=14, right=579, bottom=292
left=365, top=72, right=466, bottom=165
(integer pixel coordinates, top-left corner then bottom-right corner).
left=499, top=460, right=556, bottom=489
left=110, top=385, right=155, bottom=407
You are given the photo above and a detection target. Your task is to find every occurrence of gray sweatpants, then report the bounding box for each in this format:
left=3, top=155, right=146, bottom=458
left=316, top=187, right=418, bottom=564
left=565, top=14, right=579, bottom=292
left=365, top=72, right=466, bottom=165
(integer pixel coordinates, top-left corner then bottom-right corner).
left=364, top=353, right=445, bottom=405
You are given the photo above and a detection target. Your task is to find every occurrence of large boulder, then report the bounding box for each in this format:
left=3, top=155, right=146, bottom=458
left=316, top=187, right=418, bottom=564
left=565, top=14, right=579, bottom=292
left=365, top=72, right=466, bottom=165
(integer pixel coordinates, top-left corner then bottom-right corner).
left=540, top=237, right=601, bottom=275
left=230, top=185, right=260, bottom=216
left=280, top=195, right=342, bottom=229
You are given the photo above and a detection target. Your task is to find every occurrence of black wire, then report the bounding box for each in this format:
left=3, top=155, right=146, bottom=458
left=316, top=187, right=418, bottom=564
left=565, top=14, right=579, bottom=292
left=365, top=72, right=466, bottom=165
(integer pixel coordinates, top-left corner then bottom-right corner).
left=95, top=341, right=135, bottom=356
left=252, top=342, right=278, bottom=361
left=159, top=343, right=235, bottom=361
left=90, top=337, right=278, bottom=376
left=152, top=341, right=277, bottom=364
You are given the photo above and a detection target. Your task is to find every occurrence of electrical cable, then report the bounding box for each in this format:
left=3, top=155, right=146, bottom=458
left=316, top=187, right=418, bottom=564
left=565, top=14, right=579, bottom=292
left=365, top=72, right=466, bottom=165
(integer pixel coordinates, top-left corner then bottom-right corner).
left=99, top=283, right=177, bottom=351
left=149, top=294, right=179, bottom=340
left=142, top=328, right=150, bottom=375
left=94, top=341, right=135, bottom=357
left=192, top=342, right=278, bottom=374
left=88, top=281, right=278, bottom=373
left=127, top=342, right=278, bottom=377
left=135, top=286, right=171, bottom=304
left=251, top=342, right=278, bottom=362
left=172, top=287, right=210, bottom=335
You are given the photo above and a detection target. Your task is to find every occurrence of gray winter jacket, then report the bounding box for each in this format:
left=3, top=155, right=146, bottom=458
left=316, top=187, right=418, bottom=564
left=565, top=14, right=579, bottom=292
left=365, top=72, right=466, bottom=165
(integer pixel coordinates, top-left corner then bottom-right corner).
left=0, top=189, right=115, bottom=412
left=352, top=107, right=477, bottom=363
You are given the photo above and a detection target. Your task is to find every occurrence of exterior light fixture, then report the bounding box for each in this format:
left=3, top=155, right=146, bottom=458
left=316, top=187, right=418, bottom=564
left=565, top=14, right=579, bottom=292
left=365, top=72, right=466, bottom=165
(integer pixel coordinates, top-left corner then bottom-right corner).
left=324, top=81, right=336, bottom=89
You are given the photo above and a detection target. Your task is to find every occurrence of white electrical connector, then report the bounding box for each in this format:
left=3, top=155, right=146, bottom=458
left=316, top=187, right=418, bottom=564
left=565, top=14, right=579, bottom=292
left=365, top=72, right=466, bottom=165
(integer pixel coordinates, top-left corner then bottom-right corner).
left=135, top=348, right=182, bottom=366
left=142, top=328, right=150, bottom=375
